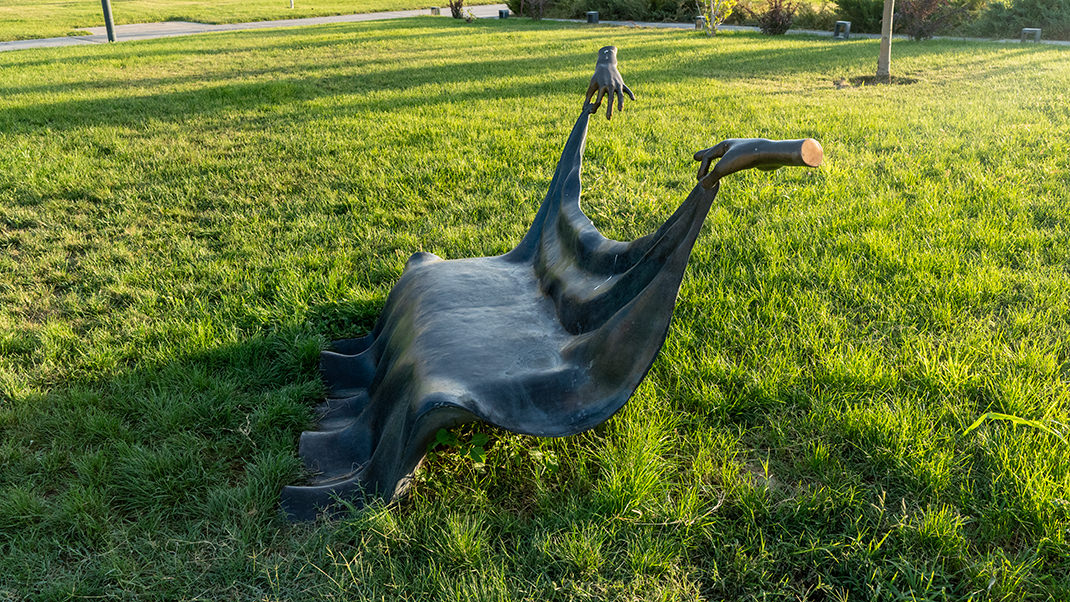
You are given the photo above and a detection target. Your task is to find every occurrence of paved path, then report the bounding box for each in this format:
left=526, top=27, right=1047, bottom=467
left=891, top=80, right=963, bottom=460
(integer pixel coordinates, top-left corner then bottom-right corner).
left=562, top=18, right=1070, bottom=45
left=2, top=3, right=1067, bottom=53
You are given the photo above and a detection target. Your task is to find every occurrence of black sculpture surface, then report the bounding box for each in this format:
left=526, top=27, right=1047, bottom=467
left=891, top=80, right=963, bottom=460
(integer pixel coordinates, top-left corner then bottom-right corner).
left=280, top=47, right=822, bottom=521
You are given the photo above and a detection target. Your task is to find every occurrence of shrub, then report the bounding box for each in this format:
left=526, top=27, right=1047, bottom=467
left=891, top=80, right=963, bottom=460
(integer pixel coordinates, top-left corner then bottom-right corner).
left=724, top=0, right=758, bottom=24
left=650, top=0, right=701, bottom=19
left=697, top=0, right=741, bottom=33
left=576, top=0, right=647, bottom=19
left=750, top=0, right=800, bottom=33
left=896, top=0, right=964, bottom=39
left=504, top=0, right=527, bottom=16
left=448, top=0, right=465, bottom=18
left=974, top=0, right=1070, bottom=39
left=512, top=0, right=697, bottom=21
left=794, top=0, right=839, bottom=29
left=834, top=0, right=884, bottom=32
left=508, top=0, right=552, bottom=18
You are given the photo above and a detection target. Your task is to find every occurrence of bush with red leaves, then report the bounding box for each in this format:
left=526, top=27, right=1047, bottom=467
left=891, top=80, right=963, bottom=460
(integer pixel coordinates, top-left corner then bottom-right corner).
left=751, top=0, right=799, bottom=34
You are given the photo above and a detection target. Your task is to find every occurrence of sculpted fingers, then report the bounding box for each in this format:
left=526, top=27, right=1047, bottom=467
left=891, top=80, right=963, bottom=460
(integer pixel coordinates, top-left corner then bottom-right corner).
left=694, top=140, right=732, bottom=163
left=583, top=46, right=634, bottom=120
left=585, top=79, right=599, bottom=106
left=694, top=141, right=734, bottom=182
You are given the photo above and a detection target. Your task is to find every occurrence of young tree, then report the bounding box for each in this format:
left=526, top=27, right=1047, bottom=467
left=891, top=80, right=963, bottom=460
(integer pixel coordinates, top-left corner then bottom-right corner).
left=875, top=0, right=894, bottom=80
left=696, top=0, right=739, bottom=35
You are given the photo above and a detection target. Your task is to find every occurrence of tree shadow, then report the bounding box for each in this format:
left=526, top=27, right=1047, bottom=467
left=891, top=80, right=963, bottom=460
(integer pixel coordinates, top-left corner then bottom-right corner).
left=6, top=19, right=1058, bottom=138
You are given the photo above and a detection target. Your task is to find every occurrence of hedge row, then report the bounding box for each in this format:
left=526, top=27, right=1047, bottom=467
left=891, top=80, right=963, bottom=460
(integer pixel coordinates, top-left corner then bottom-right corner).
left=503, top=0, right=1070, bottom=40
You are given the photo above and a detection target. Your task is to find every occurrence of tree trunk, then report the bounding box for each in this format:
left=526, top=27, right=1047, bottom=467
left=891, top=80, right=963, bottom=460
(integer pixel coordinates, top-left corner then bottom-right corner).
left=876, top=0, right=894, bottom=81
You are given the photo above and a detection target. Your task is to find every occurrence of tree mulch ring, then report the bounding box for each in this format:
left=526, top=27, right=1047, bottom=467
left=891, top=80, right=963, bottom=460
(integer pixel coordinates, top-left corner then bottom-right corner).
left=835, top=75, right=920, bottom=88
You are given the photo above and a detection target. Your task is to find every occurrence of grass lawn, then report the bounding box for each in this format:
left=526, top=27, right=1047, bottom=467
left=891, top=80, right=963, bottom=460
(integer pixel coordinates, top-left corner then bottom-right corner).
left=0, top=0, right=497, bottom=42
left=2, top=17, right=1070, bottom=600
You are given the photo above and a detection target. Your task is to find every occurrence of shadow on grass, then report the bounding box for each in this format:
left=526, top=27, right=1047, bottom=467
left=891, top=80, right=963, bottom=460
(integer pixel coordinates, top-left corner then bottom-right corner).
left=0, top=295, right=386, bottom=544
left=0, top=18, right=600, bottom=71
left=4, top=18, right=1063, bottom=138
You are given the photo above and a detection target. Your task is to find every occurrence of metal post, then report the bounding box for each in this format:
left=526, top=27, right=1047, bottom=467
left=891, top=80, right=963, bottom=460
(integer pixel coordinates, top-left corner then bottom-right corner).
left=101, top=0, right=116, bottom=42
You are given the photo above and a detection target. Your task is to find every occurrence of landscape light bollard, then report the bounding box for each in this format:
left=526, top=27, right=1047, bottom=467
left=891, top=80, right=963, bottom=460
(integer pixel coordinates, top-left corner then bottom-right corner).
left=833, top=20, right=851, bottom=39
left=100, top=0, right=116, bottom=42
left=430, top=6, right=440, bottom=14
left=289, top=0, right=294, bottom=8
left=695, top=16, right=706, bottom=29
left=586, top=11, right=599, bottom=23
left=1021, top=27, right=1041, bottom=42
left=499, top=8, right=510, bottom=18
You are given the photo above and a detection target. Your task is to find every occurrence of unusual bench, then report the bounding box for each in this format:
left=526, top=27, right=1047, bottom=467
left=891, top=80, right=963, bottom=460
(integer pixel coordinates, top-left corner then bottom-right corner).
left=280, top=46, right=823, bottom=520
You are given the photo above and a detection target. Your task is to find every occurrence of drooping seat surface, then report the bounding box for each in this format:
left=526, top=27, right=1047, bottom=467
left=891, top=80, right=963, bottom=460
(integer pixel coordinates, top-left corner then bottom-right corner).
left=280, top=47, right=822, bottom=521
left=280, top=108, right=721, bottom=520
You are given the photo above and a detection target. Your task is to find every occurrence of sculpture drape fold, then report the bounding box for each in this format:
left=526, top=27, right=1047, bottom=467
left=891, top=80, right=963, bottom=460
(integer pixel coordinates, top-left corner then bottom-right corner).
left=280, top=109, right=719, bottom=520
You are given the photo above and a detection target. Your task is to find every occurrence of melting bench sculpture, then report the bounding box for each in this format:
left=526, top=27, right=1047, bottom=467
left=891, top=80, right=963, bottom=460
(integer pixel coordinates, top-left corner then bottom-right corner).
left=280, top=47, right=823, bottom=520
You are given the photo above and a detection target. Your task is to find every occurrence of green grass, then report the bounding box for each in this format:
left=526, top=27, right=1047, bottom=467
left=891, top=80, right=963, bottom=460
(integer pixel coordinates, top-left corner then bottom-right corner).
left=0, top=0, right=496, bottom=42
left=2, top=17, right=1069, bottom=600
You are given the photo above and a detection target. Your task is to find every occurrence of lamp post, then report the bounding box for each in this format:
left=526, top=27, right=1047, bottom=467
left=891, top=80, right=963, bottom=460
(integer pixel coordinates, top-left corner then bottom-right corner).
left=101, top=0, right=116, bottom=42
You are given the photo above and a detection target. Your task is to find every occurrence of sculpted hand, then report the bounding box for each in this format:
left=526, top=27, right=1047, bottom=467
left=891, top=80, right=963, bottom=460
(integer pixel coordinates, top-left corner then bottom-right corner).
left=584, top=46, right=635, bottom=120
left=694, top=138, right=824, bottom=188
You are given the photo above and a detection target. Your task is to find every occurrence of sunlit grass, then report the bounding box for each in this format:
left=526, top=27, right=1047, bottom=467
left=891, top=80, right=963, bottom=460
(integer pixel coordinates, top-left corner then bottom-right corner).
left=0, top=0, right=496, bottom=41
left=1, top=17, right=1069, bottom=600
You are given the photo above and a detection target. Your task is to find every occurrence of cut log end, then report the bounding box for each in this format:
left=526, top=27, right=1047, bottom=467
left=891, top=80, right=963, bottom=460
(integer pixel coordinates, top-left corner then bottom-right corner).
left=800, top=138, right=824, bottom=167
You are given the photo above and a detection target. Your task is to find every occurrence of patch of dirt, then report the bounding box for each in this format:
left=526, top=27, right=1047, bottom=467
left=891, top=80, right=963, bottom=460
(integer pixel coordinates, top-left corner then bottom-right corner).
left=835, top=75, right=920, bottom=88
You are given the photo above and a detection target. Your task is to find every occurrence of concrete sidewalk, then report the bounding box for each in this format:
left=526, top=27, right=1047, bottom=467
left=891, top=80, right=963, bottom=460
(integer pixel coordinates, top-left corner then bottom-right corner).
left=0, top=3, right=509, bottom=52
left=565, top=18, right=1070, bottom=45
